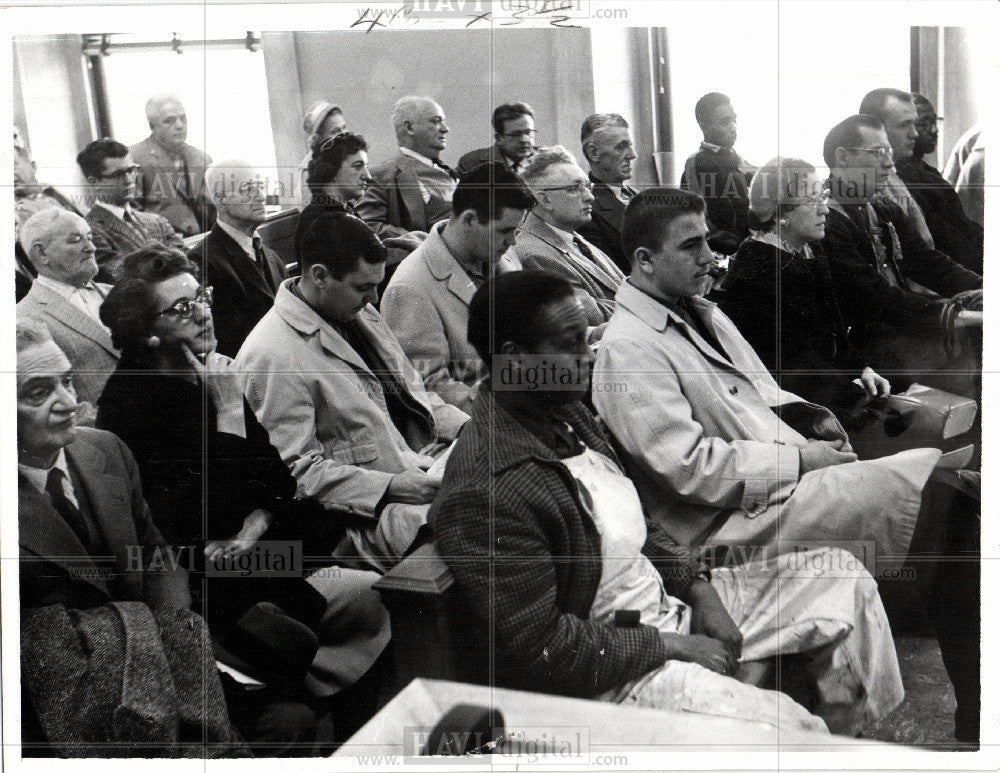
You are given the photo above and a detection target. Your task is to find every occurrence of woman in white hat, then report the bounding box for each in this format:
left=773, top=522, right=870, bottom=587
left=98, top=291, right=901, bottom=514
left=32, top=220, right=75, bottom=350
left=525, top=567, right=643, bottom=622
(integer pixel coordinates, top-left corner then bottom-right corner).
left=298, top=101, right=346, bottom=207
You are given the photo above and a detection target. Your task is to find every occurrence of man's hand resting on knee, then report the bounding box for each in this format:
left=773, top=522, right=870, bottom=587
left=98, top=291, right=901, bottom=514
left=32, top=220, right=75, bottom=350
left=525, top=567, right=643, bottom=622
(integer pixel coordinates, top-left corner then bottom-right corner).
left=658, top=633, right=738, bottom=676
left=799, top=440, right=857, bottom=474
left=686, top=579, right=743, bottom=663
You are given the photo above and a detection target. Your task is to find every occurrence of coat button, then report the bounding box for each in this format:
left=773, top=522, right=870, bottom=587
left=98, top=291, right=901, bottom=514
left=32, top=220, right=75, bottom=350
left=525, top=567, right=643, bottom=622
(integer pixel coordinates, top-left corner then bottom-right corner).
left=729, top=385, right=739, bottom=395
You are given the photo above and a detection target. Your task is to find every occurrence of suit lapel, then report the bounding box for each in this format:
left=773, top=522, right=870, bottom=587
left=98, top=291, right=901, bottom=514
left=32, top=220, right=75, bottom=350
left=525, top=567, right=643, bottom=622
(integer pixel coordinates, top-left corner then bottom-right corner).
left=29, top=283, right=117, bottom=355
left=19, top=472, right=114, bottom=597
left=65, top=435, right=135, bottom=567
left=90, top=206, right=145, bottom=251
left=395, top=155, right=428, bottom=231
left=423, top=234, right=476, bottom=305
left=214, top=226, right=275, bottom=300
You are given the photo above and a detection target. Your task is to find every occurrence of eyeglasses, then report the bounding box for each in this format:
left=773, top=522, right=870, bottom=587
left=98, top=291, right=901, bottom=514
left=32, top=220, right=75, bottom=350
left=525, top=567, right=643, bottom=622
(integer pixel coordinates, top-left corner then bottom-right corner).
left=99, top=164, right=140, bottom=180
left=159, top=286, right=213, bottom=319
left=538, top=181, right=594, bottom=197
left=793, top=190, right=831, bottom=212
left=844, top=146, right=893, bottom=161
left=501, top=129, right=537, bottom=139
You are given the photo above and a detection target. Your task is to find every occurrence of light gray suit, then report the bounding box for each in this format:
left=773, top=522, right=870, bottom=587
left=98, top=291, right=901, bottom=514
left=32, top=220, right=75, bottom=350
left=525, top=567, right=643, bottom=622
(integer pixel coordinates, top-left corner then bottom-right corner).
left=17, top=280, right=119, bottom=405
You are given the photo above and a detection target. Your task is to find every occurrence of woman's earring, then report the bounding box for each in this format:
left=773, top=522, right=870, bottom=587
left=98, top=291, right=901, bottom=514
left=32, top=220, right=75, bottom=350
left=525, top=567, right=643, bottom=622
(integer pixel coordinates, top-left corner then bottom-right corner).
left=778, top=218, right=789, bottom=228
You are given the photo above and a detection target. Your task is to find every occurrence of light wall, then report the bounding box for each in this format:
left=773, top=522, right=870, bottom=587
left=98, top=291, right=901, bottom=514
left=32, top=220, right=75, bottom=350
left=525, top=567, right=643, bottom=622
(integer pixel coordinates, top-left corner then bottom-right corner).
left=262, top=28, right=595, bottom=206
left=14, top=35, right=94, bottom=204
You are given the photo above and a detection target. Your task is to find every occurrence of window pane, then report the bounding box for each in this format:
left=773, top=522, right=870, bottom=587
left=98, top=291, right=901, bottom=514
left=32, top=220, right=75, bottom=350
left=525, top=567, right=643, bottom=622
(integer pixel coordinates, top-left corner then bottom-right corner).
left=102, top=46, right=276, bottom=172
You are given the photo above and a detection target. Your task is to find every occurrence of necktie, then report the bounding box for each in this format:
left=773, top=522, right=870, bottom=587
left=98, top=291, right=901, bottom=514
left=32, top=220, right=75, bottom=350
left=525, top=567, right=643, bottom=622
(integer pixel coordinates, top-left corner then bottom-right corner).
left=46, top=467, right=90, bottom=547
left=123, top=207, right=148, bottom=238
left=573, top=235, right=596, bottom=262
left=433, top=158, right=460, bottom=181
left=252, top=236, right=276, bottom=291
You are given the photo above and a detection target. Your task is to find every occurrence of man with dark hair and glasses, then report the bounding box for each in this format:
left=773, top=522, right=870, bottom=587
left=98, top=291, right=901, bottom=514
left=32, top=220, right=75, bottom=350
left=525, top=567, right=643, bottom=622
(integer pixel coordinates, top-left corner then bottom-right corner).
left=820, top=114, right=981, bottom=394
left=457, top=102, right=536, bottom=177
left=77, top=138, right=184, bottom=283
left=512, top=145, right=625, bottom=330
left=892, top=93, right=984, bottom=275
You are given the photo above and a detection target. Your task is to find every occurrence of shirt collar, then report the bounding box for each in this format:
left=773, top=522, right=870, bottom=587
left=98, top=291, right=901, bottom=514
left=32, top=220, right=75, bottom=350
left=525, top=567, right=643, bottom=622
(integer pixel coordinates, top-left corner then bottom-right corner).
left=19, top=448, right=69, bottom=494
left=545, top=221, right=578, bottom=251
left=35, top=274, right=92, bottom=296
left=615, top=279, right=716, bottom=333
left=399, top=146, right=437, bottom=168
left=216, top=218, right=259, bottom=258
left=700, top=141, right=724, bottom=153
left=94, top=199, right=129, bottom=220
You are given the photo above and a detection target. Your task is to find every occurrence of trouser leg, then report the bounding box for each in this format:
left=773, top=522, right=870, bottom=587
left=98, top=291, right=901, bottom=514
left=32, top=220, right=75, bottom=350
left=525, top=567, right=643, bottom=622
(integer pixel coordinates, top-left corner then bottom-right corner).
left=906, top=478, right=980, bottom=743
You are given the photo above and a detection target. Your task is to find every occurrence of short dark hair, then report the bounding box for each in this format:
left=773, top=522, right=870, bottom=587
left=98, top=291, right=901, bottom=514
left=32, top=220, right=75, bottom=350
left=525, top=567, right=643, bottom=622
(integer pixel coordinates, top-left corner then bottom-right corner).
left=859, top=88, right=914, bottom=121
left=101, top=244, right=201, bottom=355
left=452, top=162, right=535, bottom=222
left=467, top=270, right=576, bottom=362
left=695, top=93, right=731, bottom=127
left=823, top=114, right=885, bottom=169
left=76, top=138, right=129, bottom=179
left=306, top=132, right=368, bottom=196
left=298, top=212, right=386, bottom=279
left=492, top=103, right=534, bottom=135
left=621, top=187, right=705, bottom=262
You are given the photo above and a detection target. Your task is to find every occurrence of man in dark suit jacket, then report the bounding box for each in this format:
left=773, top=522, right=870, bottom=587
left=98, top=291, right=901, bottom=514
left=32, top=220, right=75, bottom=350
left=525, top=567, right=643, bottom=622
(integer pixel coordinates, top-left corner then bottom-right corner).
left=577, top=113, right=638, bottom=274
left=78, top=138, right=185, bottom=283
left=190, top=160, right=288, bottom=357
left=457, top=102, right=536, bottom=177
left=130, top=95, right=215, bottom=237
left=355, top=96, right=457, bottom=239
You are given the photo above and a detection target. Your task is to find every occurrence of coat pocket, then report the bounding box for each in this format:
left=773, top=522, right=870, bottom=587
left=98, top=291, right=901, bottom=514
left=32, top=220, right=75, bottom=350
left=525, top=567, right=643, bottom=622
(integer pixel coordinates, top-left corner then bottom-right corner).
left=325, top=440, right=379, bottom=466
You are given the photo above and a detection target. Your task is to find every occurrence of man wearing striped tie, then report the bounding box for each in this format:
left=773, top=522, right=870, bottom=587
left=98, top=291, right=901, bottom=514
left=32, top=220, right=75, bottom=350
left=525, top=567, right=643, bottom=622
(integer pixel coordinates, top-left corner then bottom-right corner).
left=79, top=138, right=185, bottom=283
left=578, top=113, right=638, bottom=274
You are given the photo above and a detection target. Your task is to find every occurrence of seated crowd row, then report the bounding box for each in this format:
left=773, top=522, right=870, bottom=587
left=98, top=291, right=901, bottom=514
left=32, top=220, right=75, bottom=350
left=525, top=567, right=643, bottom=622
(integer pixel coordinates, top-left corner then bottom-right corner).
left=14, top=87, right=983, bottom=756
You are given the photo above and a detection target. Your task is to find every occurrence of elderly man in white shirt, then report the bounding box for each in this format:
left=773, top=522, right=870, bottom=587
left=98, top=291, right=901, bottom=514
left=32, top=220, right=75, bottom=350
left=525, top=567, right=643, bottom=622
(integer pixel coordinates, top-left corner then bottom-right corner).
left=17, top=209, right=118, bottom=409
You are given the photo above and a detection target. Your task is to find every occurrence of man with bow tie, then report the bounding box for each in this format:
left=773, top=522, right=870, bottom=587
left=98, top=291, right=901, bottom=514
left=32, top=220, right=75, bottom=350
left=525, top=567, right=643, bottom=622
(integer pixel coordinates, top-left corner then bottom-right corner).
left=78, top=138, right=185, bottom=284
left=578, top=113, right=639, bottom=274
left=190, top=159, right=289, bottom=357
left=356, top=96, right=459, bottom=241
left=17, top=209, right=119, bottom=408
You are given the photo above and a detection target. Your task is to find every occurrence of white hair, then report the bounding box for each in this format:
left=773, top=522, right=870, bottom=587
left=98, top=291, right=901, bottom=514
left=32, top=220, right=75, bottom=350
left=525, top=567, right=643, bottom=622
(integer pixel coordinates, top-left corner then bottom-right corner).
left=204, top=159, right=261, bottom=207
left=520, top=145, right=580, bottom=188
left=145, top=94, right=183, bottom=126
left=390, top=96, right=438, bottom=141
left=19, top=208, right=81, bottom=257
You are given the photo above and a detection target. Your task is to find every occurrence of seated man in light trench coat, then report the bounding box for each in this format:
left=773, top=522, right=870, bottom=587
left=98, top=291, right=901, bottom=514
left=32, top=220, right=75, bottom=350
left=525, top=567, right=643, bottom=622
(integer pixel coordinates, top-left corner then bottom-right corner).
left=592, top=187, right=981, bottom=744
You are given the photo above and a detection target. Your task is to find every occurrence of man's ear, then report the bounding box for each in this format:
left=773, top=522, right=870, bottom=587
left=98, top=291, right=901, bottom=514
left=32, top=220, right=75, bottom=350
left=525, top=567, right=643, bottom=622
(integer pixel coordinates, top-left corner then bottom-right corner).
left=458, top=209, right=479, bottom=228
left=86, top=175, right=99, bottom=186
left=632, top=246, right=652, bottom=272
left=582, top=142, right=595, bottom=165
left=304, top=262, right=327, bottom=285
left=833, top=147, right=849, bottom=168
